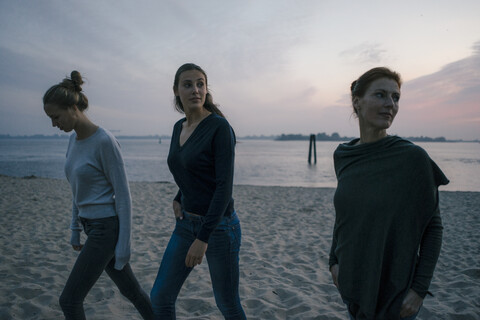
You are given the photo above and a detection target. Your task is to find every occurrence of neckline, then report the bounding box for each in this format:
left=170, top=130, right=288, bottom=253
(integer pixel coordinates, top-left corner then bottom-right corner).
left=178, top=113, right=214, bottom=148
left=75, top=127, right=101, bottom=143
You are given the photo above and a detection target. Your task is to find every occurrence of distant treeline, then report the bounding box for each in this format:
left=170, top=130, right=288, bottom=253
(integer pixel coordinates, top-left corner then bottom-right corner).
left=0, top=134, right=167, bottom=140
left=1, top=133, right=477, bottom=143
left=276, top=132, right=354, bottom=141
left=273, top=133, right=478, bottom=143
left=0, top=134, right=71, bottom=139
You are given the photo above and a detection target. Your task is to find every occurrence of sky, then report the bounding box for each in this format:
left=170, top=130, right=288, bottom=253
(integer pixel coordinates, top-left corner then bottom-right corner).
left=1, top=0, right=479, bottom=140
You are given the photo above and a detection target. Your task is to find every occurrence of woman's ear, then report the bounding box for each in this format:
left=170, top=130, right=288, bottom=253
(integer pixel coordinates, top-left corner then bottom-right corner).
left=173, top=85, right=178, bottom=96
left=352, top=97, right=360, bottom=112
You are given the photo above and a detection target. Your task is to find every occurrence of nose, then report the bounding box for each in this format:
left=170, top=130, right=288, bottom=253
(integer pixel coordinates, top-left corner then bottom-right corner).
left=192, top=85, right=199, bottom=93
left=384, top=95, right=395, bottom=108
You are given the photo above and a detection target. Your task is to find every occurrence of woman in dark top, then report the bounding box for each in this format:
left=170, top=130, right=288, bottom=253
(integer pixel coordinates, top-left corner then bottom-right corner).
left=329, top=67, right=449, bottom=320
left=150, top=63, right=246, bottom=319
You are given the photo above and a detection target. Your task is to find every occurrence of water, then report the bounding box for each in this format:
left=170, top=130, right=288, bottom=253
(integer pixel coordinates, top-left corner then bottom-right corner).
left=0, top=138, right=479, bottom=192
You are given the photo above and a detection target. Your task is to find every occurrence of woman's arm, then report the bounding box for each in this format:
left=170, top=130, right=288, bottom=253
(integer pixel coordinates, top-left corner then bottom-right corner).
left=329, top=231, right=339, bottom=288
left=101, top=135, right=132, bottom=270
left=185, top=122, right=235, bottom=267
left=196, top=122, right=235, bottom=243
left=70, top=198, right=83, bottom=250
left=411, top=208, right=443, bottom=297
left=400, top=205, right=443, bottom=316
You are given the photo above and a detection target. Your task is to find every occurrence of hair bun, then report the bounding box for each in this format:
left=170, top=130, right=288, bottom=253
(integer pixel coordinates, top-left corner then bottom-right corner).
left=70, top=70, right=84, bottom=92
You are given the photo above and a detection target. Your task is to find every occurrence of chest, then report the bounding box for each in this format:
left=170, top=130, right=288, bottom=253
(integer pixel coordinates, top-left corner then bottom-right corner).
left=179, top=124, right=198, bottom=147
left=65, top=143, right=104, bottom=181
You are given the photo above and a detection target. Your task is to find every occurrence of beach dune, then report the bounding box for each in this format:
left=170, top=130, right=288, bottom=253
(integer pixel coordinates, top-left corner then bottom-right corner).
left=0, top=175, right=479, bottom=319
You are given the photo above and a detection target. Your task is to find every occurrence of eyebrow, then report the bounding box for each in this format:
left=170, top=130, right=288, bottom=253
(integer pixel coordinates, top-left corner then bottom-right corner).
left=182, top=78, right=205, bottom=82
left=375, top=89, right=399, bottom=94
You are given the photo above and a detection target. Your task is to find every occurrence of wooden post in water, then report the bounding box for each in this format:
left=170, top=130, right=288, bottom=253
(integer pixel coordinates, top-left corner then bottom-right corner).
left=308, top=134, right=317, bottom=164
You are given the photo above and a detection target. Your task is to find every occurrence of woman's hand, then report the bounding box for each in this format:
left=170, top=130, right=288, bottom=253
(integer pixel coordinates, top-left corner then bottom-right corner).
left=400, top=289, right=423, bottom=318
left=185, top=239, right=208, bottom=268
left=173, top=200, right=183, bottom=220
left=330, top=264, right=339, bottom=288
left=72, top=244, right=83, bottom=251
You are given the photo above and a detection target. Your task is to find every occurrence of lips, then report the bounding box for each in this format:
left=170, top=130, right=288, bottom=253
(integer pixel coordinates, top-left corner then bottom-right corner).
left=379, top=112, right=392, bottom=118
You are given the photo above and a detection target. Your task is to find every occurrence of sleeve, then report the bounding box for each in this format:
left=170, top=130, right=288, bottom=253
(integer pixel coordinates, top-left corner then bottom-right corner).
left=100, top=135, right=132, bottom=270
left=410, top=206, right=443, bottom=298
left=197, top=122, right=235, bottom=243
left=174, top=189, right=182, bottom=203
left=329, top=231, right=339, bottom=269
left=329, top=151, right=340, bottom=269
left=409, top=148, right=447, bottom=297
left=70, top=199, right=82, bottom=246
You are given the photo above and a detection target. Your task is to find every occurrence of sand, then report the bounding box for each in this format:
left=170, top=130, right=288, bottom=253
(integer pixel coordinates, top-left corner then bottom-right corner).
left=0, top=175, right=479, bottom=319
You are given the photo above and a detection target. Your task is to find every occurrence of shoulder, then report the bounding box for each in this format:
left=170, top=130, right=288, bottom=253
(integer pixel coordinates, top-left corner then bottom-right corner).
left=206, top=113, right=231, bottom=128
left=394, top=136, right=449, bottom=186
left=334, top=138, right=358, bottom=152
left=96, top=127, right=121, bottom=150
left=174, top=117, right=186, bottom=128
left=206, top=114, right=235, bottom=144
left=391, top=136, right=430, bottom=159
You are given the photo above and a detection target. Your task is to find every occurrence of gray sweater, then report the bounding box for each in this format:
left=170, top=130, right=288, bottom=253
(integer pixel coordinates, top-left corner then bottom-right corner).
left=65, top=127, right=131, bottom=270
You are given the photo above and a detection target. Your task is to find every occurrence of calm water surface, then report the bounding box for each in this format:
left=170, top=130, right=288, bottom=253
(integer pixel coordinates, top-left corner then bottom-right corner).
left=0, top=138, right=479, bottom=192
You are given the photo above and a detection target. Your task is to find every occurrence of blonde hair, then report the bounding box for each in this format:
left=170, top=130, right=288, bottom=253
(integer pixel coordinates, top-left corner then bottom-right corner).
left=43, top=71, right=88, bottom=111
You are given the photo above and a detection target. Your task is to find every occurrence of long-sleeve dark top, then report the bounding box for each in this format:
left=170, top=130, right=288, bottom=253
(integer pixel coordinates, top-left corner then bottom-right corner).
left=329, top=136, right=449, bottom=319
left=167, top=113, right=235, bottom=243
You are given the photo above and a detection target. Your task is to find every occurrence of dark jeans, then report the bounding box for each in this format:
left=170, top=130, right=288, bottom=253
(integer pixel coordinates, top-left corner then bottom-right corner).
left=59, top=216, right=153, bottom=320
left=150, top=211, right=246, bottom=320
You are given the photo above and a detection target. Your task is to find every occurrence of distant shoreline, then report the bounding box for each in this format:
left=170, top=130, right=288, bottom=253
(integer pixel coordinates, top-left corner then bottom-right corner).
left=1, top=133, right=478, bottom=143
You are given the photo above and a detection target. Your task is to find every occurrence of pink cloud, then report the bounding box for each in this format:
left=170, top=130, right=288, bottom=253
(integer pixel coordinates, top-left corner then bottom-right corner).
left=394, top=44, right=480, bottom=140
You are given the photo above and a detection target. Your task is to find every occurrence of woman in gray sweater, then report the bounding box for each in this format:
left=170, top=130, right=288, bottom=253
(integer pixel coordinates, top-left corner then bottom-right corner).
left=43, top=71, right=153, bottom=319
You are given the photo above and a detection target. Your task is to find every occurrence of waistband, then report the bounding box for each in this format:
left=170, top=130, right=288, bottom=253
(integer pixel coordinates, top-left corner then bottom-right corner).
left=79, top=215, right=117, bottom=223
left=182, top=210, right=236, bottom=222
left=182, top=211, right=205, bottom=222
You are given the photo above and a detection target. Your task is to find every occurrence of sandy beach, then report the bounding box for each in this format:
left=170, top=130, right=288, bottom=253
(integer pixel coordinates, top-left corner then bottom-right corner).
left=0, top=175, right=479, bottom=319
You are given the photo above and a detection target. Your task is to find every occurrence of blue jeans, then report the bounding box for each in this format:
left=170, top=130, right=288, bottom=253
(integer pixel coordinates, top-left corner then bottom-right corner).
left=60, top=216, right=153, bottom=320
left=150, top=211, right=246, bottom=320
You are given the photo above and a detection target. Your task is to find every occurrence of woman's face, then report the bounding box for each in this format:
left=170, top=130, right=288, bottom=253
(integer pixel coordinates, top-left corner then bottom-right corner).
left=353, top=78, right=400, bottom=132
left=174, top=70, right=207, bottom=112
left=44, top=103, right=78, bottom=132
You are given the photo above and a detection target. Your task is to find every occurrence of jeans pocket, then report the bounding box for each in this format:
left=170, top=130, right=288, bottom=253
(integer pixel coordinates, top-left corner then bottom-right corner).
left=229, top=223, right=242, bottom=252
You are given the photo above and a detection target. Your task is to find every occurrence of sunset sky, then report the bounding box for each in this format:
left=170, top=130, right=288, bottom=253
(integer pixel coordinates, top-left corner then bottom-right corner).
left=1, top=0, right=479, bottom=140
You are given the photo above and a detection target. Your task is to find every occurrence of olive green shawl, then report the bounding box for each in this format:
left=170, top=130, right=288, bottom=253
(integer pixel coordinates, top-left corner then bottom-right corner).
left=329, top=136, right=448, bottom=319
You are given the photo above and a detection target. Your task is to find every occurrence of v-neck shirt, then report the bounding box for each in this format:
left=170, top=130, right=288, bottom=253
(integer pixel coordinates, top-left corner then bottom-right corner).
left=167, top=113, right=235, bottom=243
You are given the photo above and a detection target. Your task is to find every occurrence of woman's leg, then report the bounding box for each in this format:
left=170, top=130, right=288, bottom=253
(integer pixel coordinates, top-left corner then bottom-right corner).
left=150, top=218, right=196, bottom=319
left=206, top=213, right=246, bottom=320
left=59, top=218, right=117, bottom=320
left=105, top=261, right=154, bottom=320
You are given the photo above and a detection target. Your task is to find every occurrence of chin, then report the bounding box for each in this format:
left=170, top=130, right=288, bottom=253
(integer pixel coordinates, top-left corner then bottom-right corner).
left=378, top=120, right=393, bottom=130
